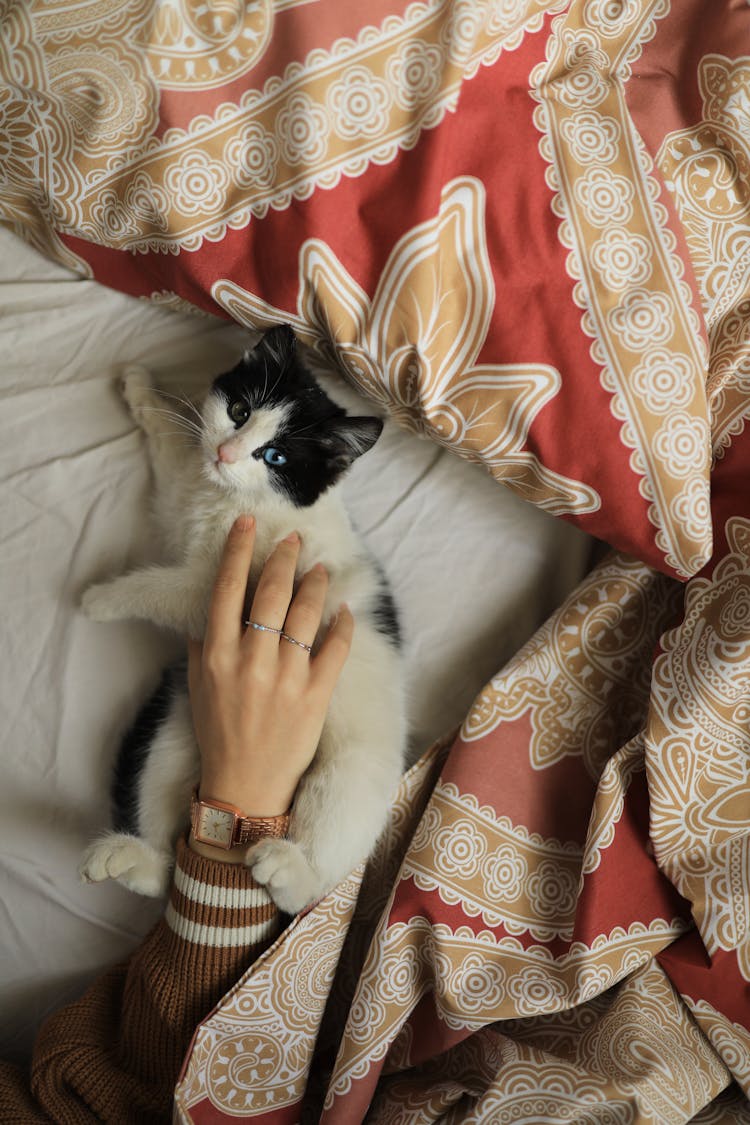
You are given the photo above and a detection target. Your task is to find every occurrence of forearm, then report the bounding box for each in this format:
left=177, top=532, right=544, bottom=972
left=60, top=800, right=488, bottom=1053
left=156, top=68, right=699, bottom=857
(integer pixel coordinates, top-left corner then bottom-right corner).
left=0, top=838, right=282, bottom=1125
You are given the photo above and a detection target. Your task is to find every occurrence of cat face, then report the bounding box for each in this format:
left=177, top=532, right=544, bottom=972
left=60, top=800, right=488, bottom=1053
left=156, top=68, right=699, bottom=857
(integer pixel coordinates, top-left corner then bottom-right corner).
left=200, top=325, right=383, bottom=508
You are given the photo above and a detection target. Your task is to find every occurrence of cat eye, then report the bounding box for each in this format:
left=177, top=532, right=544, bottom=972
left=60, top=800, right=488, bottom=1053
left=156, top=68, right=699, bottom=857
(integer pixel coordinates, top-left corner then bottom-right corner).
left=228, top=400, right=250, bottom=426
left=263, top=446, right=287, bottom=467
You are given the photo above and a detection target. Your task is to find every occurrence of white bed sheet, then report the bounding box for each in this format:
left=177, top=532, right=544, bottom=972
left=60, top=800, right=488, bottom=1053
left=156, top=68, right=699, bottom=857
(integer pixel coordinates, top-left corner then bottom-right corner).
left=0, top=228, right=591, bottom=1061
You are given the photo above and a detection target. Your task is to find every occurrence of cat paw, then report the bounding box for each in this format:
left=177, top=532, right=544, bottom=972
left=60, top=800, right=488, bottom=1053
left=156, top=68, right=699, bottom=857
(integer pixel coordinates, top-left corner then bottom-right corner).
left=80, top=582, right=120, bottom=622
left=246, top=839, right=322, bottom=914
left=120, top=365, right=155, bottom=424
left=79, top=833, right=171, bottom=898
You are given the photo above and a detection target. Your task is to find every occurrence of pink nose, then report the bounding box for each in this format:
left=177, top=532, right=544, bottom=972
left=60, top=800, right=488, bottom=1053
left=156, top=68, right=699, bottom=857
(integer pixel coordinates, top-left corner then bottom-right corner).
left=217, top=442, right=238, bottom=463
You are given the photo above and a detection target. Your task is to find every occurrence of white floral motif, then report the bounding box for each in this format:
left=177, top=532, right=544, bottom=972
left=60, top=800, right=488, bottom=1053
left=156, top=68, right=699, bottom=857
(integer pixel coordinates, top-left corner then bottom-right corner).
left=506, top=964, right=567, bottom=1016
left=224, top=121, right=278, bottom=189
left=556, top=62, right=609, bottom=108
left=575, top=166, right=634, bottom=227
left=653, top=412, right=710, bottom=478
left=718, top=587, right=750, bottom=639
left=670, top=477, right=712, bottom=542
left=445, top=952, right=507, bottom=1015
left=526, top=859, right=578, bottom=922
left=387, top=40, right=444, bottom=111
left=441, top=0, right=486, bottom=64
left=90, top=189, right=137, bottom=241
left=377, top=945, right=428, bottom=1005
left=608, top=289, right=674, bottom=350
left=434, top=818, right=488, bottom=879
left=561, top=111, right=620, bottom=164
left=486, top=0, right=531, bottom=34
left=555, top=35, right=609, bottom=109
left=164, top=150, right=229, bottom=215
left=123, top=173, right=170, bottom=234
left=327, top=65, right=392, bottom=140
left=585, top=0, right=642, bottom=37
left=591, top=227, right=652, bottom=290
left=480, top=843, right=527, bottom=902
left=276, top=92, right=330, bottom=165
left=631, top=348, right=694, bottom=412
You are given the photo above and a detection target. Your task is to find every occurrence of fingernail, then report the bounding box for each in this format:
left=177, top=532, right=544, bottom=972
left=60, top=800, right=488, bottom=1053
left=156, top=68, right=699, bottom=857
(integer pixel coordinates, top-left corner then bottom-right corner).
left=283, top=531, right=300, bottom=544
left=312, top=562, right=327, bottom=576
left=236, top=515, right=255, bottom=532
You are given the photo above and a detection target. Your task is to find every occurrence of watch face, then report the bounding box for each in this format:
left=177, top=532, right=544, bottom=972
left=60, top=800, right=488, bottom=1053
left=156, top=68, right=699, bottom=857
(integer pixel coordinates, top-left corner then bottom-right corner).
left=196, top=806, right=235, bottom=847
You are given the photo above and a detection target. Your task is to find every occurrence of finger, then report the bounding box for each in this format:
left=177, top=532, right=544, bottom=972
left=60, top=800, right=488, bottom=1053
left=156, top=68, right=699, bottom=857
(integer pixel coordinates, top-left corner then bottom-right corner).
left=280, top=563, right=329, bottom=659
left=245, top=532, right=300, bottom=640
left=311, top=605, right=354, bottom=692
left=204, top=515, right=255, bottom=650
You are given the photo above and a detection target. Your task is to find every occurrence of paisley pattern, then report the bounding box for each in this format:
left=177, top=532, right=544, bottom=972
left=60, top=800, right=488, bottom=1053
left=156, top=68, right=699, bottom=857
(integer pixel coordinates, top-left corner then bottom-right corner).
left=0, top=0, right=719, bottom=579
left=3, top=1, right=750, bottom=1121
left=646, top=516, right=750, bottom=976
left=460, top=552, right=680, bottom=775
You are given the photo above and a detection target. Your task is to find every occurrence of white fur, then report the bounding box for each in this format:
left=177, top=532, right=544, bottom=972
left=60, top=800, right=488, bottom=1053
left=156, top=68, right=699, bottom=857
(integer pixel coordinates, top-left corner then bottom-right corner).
left=79, top=365, right=407, bottom=912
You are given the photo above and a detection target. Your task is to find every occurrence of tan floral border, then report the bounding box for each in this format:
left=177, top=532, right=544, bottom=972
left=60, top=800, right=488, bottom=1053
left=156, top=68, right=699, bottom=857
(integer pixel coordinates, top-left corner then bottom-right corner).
left=529, top=0, right=712, bottom=578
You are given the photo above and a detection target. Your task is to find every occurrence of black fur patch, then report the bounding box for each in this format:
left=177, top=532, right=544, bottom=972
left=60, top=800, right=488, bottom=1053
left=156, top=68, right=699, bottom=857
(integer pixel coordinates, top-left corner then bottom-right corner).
left=111, top=663, right=185, bottom=834
left=212, top=325, right=382, bottom=508
left=372, top=583, right=402, bottom=649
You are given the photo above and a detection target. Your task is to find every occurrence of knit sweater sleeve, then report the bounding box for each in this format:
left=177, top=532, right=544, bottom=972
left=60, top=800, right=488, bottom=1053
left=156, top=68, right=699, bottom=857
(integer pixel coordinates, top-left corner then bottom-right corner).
left=0, top=837, right=282, bottom=1125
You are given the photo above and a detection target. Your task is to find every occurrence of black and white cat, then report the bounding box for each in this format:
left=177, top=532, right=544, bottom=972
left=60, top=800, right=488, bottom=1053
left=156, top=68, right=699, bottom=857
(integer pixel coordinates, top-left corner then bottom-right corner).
left=79, top=325, right=406, bottom=914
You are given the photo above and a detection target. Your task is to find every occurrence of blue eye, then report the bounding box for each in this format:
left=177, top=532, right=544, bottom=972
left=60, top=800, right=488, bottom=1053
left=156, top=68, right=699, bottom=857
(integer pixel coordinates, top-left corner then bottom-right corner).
left=263, top=447, right=287, bottom=467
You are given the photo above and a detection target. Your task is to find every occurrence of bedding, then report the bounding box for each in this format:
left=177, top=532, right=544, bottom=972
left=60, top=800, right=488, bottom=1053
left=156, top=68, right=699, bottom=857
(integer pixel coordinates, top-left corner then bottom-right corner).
left=2, top=0, right=750, bottom=1121
left=0, top=225, right=589, bottom=1065
left=0, top=0, right=722, bottom=578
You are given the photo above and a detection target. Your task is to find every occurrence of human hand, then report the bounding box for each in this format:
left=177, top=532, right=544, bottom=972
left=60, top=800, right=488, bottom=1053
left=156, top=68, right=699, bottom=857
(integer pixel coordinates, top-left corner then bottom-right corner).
left=187, top=516, right=353, bottom=857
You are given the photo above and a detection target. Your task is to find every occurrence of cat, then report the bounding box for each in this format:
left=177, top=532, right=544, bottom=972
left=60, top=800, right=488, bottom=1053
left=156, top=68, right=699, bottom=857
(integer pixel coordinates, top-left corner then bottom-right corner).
left=78, top=325, right=407, bottom=914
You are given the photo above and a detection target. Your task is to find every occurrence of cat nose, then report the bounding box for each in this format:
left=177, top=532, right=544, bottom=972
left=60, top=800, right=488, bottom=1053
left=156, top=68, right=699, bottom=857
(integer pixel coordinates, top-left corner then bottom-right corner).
left=217, top=442, right=238, bottom=463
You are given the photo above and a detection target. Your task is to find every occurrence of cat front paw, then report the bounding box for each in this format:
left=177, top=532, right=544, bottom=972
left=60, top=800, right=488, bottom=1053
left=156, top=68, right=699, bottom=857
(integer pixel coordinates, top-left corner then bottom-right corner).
left=120, top=364, right=155, bottom=425
left=81, top=581, right=122, bottom=622
left=79, top=833, right=171, bottom=897
left=246, top=838, right=322, bottom=914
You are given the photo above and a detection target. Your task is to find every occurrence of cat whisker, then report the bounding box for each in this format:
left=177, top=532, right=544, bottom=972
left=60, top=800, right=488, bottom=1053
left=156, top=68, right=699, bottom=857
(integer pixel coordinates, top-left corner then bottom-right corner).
left=138, top=405, right=204, bottom=440
left=155, top=389, right=205, bottom=425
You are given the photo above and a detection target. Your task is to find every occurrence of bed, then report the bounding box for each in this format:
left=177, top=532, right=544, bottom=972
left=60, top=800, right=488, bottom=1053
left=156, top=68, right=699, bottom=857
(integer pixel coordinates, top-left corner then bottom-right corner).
left=1, top=0, right=749, bottom=1121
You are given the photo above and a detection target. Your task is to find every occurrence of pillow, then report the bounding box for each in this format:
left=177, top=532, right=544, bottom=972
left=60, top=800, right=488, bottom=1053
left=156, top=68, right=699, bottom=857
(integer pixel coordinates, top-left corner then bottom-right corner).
left=0, top=0, right=714, bottom=577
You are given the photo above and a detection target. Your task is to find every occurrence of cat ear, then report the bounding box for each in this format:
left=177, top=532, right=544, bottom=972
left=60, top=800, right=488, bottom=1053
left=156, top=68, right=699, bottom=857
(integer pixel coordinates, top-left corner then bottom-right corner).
left=243, top=324, right=297, bottom=370
left=324, top=416, right=383, bottom=471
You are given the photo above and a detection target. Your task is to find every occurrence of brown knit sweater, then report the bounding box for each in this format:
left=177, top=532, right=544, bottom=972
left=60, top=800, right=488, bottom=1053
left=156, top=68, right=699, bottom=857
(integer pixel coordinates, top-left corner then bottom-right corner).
left=0, top=837, right=282, bottom=1124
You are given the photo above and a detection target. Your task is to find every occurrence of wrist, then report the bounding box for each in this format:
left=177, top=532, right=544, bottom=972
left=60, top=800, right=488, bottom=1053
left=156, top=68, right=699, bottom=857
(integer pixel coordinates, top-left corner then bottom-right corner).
left=198, top=775, right=295, bottom=819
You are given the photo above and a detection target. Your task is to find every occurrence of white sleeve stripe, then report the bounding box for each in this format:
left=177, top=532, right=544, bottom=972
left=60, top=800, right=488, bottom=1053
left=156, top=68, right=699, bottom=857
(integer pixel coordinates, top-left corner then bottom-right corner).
left=165, top=901, right=279, bottom=948
left=174, top=861, right=274, bottom=911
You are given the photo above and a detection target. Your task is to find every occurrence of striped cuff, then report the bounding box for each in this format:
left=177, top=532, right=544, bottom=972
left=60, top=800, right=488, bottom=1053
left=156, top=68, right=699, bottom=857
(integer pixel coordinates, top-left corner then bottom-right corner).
left=166, top=837, right=281, bottom=950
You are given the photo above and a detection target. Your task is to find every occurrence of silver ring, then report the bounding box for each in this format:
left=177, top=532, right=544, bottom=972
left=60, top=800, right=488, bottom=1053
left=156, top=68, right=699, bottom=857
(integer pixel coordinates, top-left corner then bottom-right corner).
left=281, top=631, right=312, bottom=654
left=244, top=620, right=282, bottom=635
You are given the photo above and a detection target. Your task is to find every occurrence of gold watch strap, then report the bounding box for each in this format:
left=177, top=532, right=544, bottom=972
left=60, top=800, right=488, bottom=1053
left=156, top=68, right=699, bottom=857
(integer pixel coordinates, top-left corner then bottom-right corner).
left=234, top=809, right=290, bottom=845
left=191, top=788, right=290, bottom=847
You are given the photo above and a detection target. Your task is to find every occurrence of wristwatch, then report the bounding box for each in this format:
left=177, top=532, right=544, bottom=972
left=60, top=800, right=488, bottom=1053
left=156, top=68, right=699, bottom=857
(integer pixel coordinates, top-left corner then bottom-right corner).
left=190, top=788, right=290, bottom=850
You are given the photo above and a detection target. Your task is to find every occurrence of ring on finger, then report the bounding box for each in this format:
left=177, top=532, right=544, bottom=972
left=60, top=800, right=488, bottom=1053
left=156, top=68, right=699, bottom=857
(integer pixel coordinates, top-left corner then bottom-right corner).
left=244, top=619, right=283, bottom=635
left=280, top=631, right=312, bottom=654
